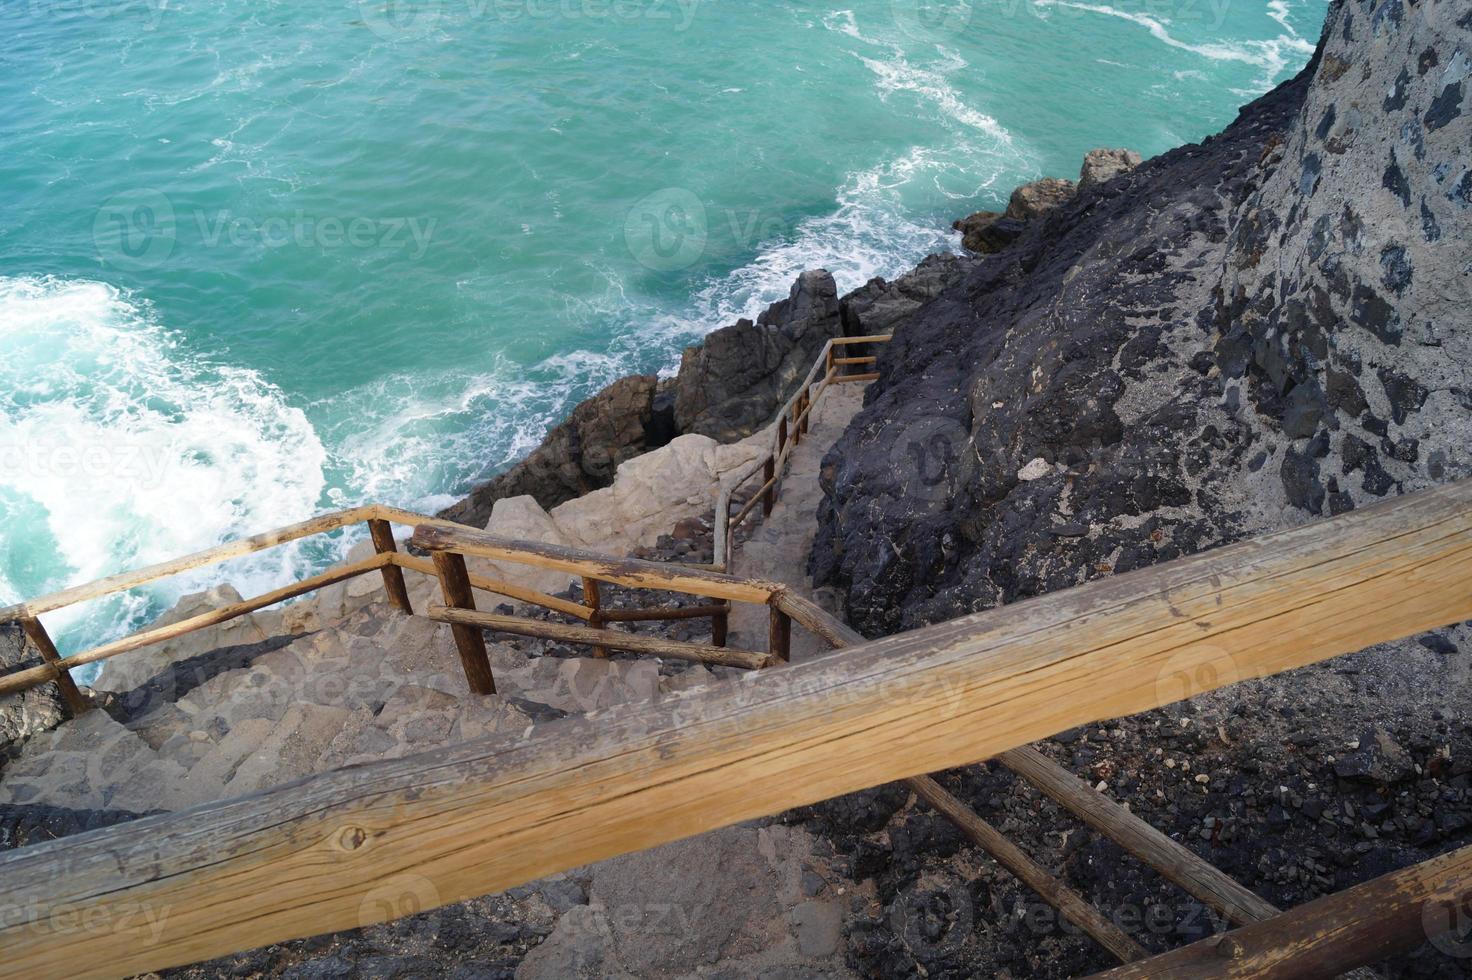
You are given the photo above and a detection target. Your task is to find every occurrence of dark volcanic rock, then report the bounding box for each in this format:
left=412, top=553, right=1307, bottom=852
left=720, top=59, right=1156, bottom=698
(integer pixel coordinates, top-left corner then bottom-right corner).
left=813, top=1, right=1472, bottom=638
left=673, top=269, right=843, bottom=441
left=0, top=802, right=153, bottom=850
left=953, top=210, right=1023, bottom=253
left=0, top=623, right=66, bottom=755
left=840, top=252, right=973, bottom=336
left=439, top=373, right=663, bottom=528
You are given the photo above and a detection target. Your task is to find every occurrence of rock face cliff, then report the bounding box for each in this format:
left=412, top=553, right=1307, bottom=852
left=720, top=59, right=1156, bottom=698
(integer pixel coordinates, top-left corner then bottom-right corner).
left=443, top=255, right=972, bottom=528
left=812, top=0, right=1472, bottom=638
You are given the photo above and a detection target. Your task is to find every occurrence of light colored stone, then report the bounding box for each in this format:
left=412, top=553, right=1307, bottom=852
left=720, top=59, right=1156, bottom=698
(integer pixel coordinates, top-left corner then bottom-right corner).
left=1079, top=147, right=1143, bottom=192
left=1017, top=457, right=1053, bottom=481
left=475, top=494, right=580, bottom=597
left=227, top=702, right=355, bottom=795
left=553, top=433, right=764, bottom=555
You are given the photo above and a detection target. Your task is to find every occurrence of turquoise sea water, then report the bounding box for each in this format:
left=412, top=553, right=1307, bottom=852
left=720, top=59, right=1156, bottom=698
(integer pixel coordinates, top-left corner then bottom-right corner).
left=0, top=0, right=1325, bottom=664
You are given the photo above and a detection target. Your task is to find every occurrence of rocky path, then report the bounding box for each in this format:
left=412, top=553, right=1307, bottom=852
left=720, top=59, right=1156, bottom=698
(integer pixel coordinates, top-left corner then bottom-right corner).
left=0, top=392, right=874, bottom=978
left=727, top=383, right=865, bottom=660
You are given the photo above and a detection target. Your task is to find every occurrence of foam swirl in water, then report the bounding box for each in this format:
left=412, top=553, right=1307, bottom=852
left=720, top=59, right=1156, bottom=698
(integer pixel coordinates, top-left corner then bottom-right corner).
left=0, top=276, right=327, bottom=669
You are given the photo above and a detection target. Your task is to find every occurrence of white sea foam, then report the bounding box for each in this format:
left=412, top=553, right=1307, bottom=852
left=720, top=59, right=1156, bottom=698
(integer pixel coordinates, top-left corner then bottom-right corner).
left=1035, top=0, right=1314, bottom=92
left=0, top=276, right=327, bottom=671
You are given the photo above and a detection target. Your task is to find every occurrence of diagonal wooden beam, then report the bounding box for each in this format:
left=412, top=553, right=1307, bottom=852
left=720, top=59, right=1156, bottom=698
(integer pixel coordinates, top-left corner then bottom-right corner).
left=1, top=478, right=1471, bottom=978
left=908, top=775, right=1147, bottom=963
left=1087, top=843, right=1472, bottom=979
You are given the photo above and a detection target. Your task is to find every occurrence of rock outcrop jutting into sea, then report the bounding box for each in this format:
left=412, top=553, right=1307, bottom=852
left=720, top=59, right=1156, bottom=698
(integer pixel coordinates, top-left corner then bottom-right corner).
left=812, top=0, right=1472, bottom=638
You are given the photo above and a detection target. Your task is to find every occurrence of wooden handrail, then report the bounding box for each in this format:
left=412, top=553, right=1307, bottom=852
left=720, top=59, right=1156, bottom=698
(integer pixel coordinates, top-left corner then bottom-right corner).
left=712, top=333, right=892, bottom=569
left=3, top=477, right=1470, bottom=977
left=1087, top=843, right=1472, bottom=978
left=409, top=524, right=784, bottom=605
left=427, top=605, right=771, bottom=670
left=0, top=506, right=380, bottom=622
left=0, top=554, right=392, bottom=697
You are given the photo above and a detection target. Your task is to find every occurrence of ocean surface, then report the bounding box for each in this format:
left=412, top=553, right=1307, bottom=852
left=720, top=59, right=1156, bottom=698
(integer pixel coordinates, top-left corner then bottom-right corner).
left=0, top=0, right=1325, bottom=669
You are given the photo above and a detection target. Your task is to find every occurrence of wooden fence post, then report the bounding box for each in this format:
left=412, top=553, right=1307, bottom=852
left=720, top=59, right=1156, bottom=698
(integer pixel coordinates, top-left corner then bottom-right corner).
left=582, top=577, right=608, bottom=658
left=767, top=604, right=791, bottom=663
left=762, top=455, right=776, bottom=517
left=19, top=617, right=88, bottom=716
left=367, top=519, right=413, bottom=615
left=798, top=391, right=810, bottom=436
left=711, top=601, right=728, bottom=648
left=431, top=552, right=496, bottom=695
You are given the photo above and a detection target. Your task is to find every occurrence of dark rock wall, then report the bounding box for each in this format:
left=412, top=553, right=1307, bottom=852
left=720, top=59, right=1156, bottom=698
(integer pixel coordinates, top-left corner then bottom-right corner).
left=674, top=269, right=844, bottom=441
left=1216, top=0, right=1472, bottom=516
left=0, top=624, right=63, bottom=756
left=813, top=0, right=1472, bottom=638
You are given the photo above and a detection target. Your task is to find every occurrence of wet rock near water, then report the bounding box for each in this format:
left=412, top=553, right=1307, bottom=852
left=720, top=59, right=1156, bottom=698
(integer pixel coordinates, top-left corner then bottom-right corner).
left=673, top=269, right=844, bottom=441
left=439, top=373, right=667, bottom=529
left=0, top=623, right=66, bottom=761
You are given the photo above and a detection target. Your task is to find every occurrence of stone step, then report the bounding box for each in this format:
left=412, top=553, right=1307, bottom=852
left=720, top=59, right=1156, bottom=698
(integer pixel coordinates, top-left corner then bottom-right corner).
left=226, top=702, right=357, bottom=796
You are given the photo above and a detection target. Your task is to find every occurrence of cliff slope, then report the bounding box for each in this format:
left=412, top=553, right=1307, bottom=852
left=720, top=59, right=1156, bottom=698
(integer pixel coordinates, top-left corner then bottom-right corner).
left=813, top=0, right=1472, bottom=638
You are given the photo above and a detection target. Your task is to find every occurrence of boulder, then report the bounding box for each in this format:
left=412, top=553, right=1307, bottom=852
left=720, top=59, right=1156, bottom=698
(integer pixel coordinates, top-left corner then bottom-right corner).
left=552, top=432, right=764, bottom=556
left=1078, top=147, right=1143, bottom=192
left=843, top=253, right=973, bottom=332
left=1004, top=177, right=1076, bottom=221
left=439, top=373, right=663, bottom=528
left=951, top=211, right=1025, bottom=254
left=476, top=495, right=580, bottom=598
left=0, top=623, right=66, bottom=752
left=674, top=270, right=843, bottom=441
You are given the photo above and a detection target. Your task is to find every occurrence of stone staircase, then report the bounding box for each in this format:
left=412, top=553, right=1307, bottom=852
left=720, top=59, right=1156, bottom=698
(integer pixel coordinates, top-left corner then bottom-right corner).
left=0, top=584, right=723, bottom=815
left=0, top=386, right=873, bottom=978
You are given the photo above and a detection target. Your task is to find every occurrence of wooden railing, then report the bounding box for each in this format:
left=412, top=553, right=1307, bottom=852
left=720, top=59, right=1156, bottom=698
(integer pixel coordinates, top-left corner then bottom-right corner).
left=713, top=333, right=890, bottom=569
left=0, top=504, right=754, bottom=708
left=2, top=477, right=1470, bottom=977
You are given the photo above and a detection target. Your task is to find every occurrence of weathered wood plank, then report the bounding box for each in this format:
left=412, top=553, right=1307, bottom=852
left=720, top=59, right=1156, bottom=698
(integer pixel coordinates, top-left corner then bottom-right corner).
left=368, top=519, right=413, bottom=615
left=768, top=604, right=791, bottom=663
left=2, top=478, right=1471, bottom=978
left=427, top=605, right=771, bottom=670
left=908, top=775, right=1147, bottom=963
left=409, top=524, right=781, bottom=604
left=1088, top=843, right=1472, bottom=979
left=582, top=577, right=608, bottom=658
left=390, top=553, right=593, bottom=622
left=0, top=555, right=391, bottom=696
left=600, top=603, right=731, bottom=623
